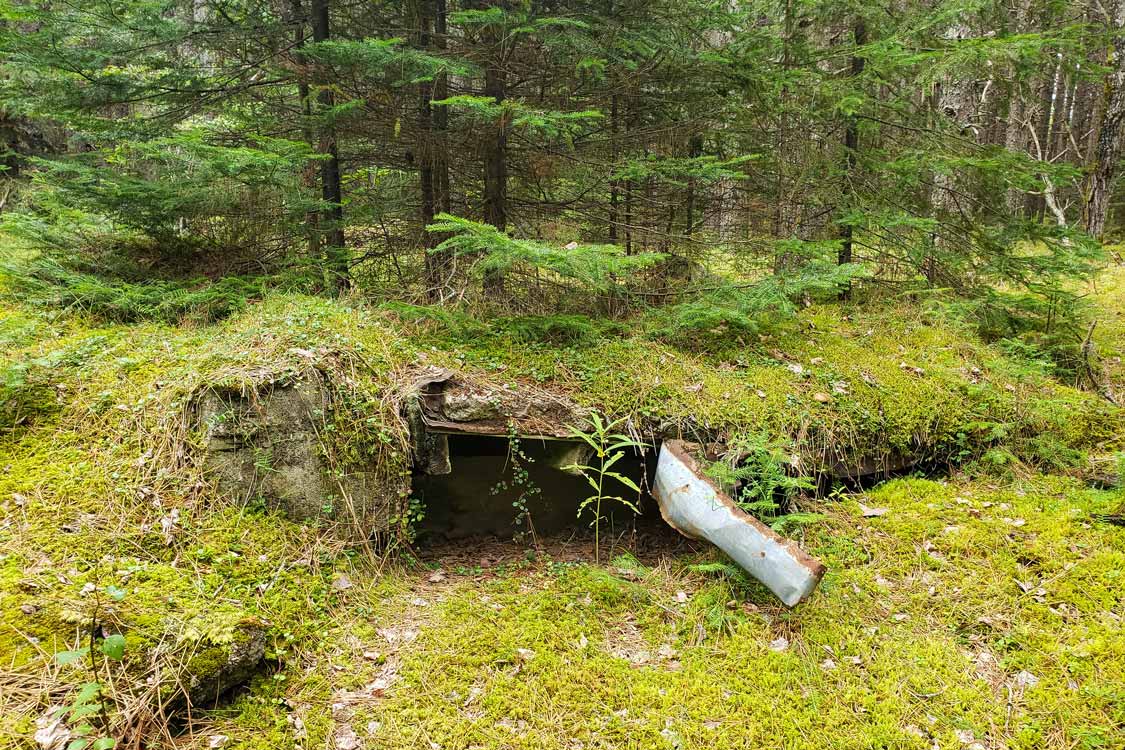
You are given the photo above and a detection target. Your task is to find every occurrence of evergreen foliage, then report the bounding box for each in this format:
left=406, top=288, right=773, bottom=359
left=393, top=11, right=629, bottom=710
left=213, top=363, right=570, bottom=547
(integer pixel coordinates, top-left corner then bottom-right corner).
left=0, top=0, right=1120, bottom=374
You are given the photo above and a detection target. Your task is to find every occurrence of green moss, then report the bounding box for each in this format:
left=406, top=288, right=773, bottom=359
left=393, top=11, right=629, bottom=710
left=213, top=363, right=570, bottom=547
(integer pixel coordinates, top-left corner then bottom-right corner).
left=1, top=266, right=1123, bottom=747
left=327, top=475, right=1123, bottom=750
left=1091, top=265, right=1125, bottom=398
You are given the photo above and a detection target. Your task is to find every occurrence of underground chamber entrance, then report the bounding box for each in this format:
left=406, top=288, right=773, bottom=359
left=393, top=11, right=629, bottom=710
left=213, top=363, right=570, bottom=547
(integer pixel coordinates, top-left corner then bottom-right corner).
left=411, top=434, right=668, bottom=542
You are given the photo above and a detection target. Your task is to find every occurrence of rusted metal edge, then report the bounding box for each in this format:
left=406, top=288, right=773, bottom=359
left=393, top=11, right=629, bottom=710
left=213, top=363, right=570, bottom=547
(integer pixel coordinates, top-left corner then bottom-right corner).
left=653, top=440, right=826, bottom=607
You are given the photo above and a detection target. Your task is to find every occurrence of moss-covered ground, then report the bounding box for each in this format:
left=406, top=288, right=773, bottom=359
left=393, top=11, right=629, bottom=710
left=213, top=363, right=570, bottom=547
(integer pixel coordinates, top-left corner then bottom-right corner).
left=1, top=267, right=1122, bottom=749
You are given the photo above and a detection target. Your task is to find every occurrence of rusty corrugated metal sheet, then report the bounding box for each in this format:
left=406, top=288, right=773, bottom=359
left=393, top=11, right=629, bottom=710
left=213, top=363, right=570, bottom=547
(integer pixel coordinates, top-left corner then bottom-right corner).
left=653, top=440, right=826, bottom=607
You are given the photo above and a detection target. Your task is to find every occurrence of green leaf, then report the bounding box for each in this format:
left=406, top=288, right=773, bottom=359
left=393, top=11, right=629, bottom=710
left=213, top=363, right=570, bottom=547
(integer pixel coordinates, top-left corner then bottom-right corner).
left=100, top=634, right=125, bottom=660
left=73, top=683, right=101, bottom=704
left=105, top=585, right=126, bottom=601
left=90, top=738, right=116, bottom=750
left=565, top=428, right=600, bottom=450
left=55, top=649, right=90, bottom=665
left=604, top=472, right=641, bottom=493
left=66, top=739, right=90, bottom=750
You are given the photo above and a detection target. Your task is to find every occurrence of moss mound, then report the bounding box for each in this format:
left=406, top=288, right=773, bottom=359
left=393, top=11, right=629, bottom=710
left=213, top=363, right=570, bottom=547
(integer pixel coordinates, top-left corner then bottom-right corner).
left=1, top=270, right=1122, bottom=746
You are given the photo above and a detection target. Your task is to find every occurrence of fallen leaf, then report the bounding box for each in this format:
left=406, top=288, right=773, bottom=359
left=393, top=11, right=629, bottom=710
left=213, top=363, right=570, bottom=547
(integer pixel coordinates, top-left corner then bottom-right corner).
left=334, top=724, right=359, bottom=750
left=859, top=503, right=889, bottom=518
left=33, top=710, right=70, bottom=750
left=768, top=636, right=789, bottom=652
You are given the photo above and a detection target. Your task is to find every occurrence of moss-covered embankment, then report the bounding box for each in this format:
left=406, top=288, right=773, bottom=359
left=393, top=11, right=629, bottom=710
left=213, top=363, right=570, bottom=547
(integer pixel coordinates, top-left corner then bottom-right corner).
left=1, top=271, right=1122, bottom=744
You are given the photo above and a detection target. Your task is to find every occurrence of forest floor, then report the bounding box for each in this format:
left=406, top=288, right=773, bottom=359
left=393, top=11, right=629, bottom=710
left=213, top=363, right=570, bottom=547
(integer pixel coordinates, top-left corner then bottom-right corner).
left=1, top=264, right=1123, bottom=749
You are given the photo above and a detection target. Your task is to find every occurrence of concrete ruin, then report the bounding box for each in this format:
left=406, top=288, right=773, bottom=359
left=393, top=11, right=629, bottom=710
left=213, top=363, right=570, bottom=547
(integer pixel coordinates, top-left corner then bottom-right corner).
left=198, top=367, right=826, bottom=606
left=404, top=367, right=593, bottom=476
left=198, top=375, right=399, bottom=530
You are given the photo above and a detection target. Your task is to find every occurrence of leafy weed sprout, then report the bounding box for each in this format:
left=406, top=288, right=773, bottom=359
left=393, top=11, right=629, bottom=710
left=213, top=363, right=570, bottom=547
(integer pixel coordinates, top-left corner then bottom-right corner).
left=563, top=413, right=647, bottom=563
left=707, top=432, right=821, bottom=533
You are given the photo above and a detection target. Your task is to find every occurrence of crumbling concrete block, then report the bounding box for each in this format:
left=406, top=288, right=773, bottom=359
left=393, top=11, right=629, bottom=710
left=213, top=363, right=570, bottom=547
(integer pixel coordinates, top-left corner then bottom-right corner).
left=198, top=376, right=397, bottom=530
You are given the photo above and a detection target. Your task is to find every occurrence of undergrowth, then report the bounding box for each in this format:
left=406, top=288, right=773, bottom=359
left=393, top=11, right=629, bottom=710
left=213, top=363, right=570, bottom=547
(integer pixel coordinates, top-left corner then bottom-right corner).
left=1, top=264, right=1122, bottom=748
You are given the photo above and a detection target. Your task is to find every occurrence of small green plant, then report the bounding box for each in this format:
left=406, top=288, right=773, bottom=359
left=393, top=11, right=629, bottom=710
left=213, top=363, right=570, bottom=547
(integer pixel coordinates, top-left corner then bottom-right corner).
left=707, top=433, right=818, bottom=531
left=252, top=446, right=275, bottom=475
left=53, top=582, right=128, bottom=750
left=391, top=495, right=427, bottom=543
left=563, top=413, right=647, bottom=563
left=491, top=422, right=542, bottom=541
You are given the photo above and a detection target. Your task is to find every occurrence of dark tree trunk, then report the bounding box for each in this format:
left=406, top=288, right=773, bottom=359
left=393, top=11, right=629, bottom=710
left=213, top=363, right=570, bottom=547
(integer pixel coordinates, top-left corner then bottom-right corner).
left=418, top=0, right=437, bottom=298
left=0, top=113, right=20, bottom=180
left=685, top=133, right=703, bottom=236
left=310, top=0, right=347, bottom=292
left=481, top=7, right=508, bottom=297
left=289, top=0, right=319, bottom=258
left=423, top=0, right=453, bottom=300
left=1086, top=0, right=1125, bottom=239
left=838, top=17, right=866, bottom=284
left=608, top=93, right=618, bottom=243
left=625, top=94, right=634, bottom=254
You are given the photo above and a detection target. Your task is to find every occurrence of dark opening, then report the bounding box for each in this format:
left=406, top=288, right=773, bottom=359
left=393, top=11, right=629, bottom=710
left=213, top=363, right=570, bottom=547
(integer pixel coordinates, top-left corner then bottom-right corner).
left=412, top=434, right=666, bottom=542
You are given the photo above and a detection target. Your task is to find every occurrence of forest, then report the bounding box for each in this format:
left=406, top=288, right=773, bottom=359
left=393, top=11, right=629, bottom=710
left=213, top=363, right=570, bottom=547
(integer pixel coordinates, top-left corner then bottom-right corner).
left=0, top=0, right=1121, bottom=321
left=1, top=1, right=1124, bottom=749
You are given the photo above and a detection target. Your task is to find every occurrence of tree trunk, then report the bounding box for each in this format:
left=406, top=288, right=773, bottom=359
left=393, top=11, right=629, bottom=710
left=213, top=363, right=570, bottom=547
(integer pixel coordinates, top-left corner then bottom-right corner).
left=1002, top=0, right=1033, bottom=214
left=1085, top=0, right=1125, bottom=239
left=773, top=0, right=799, bottom=275
left=310, top=0, right=347, bottom=292
left=478, top=1, right=509, bottom=297
left=423, top=0, right=452, bottom=300
left=927, top=23, right=977, bottom=285
left=625, top=93, right=634, bottom=254
left=0, top=112, right=20, bottom=180
left=838, top=17, right=866, bottom=284
left=417, top=0, right=438, bottom=300
left=608, top=93, right=619, bottom=243
left=685, top=133, right=703, bottom=236
left=289, top=0, right=320, bottom=259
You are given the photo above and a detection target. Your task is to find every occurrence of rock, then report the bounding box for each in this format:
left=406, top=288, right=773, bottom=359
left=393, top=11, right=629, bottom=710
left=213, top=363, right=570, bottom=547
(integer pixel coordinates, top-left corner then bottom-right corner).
left=198, top=375, right=403, bottom=532
left=403, top=389, right=450, bottom=476
left=177, top=620, right=268, bottom=708
left=442, top=391, right=502, bottom=421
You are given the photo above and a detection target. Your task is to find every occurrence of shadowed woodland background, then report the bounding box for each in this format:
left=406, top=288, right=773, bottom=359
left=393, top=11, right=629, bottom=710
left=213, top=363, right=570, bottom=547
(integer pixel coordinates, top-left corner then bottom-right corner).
left=0, top=0, right=1123, bottom=360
